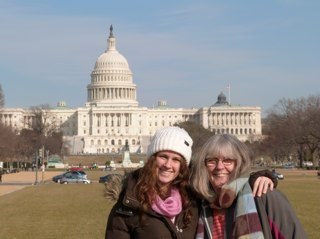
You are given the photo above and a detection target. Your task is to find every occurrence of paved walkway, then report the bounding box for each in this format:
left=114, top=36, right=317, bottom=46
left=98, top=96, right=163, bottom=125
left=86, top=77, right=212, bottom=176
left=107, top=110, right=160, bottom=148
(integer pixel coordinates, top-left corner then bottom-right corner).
left=0, top=171, right=63, bottom=196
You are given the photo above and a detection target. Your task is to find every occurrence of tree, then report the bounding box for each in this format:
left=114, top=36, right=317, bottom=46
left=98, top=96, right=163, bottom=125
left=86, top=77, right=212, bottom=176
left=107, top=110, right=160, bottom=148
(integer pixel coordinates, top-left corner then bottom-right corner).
left=0, top=123, right=17, bottom=165
left=13, top=105, right=65, bottom=165
left=29, top=105, right=57, bottom=136
left=45, top=131, right=63, bottom=155
left=175, top=121, right=214, bottom=155
left=0, top=84, right=4, bottom=108
left=263, top=95, right=320, bottom=168
left=15, top=129, right=40, bottom=162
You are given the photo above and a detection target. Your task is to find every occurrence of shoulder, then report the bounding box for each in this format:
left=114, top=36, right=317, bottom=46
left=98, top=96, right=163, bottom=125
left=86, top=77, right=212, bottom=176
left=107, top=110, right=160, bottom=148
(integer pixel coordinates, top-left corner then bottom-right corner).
left=255, top=189, right=308, bottom=238
left=257, top=188, right=288, bottom=203
left=254, top=189, right=301, bottom=226
left=254, top=188, right=291, bottom=211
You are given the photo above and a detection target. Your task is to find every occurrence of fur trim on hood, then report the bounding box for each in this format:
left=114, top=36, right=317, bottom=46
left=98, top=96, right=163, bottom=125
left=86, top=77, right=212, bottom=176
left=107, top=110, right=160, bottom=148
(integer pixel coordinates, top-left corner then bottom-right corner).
left=104, top=174, right=124, bottom=201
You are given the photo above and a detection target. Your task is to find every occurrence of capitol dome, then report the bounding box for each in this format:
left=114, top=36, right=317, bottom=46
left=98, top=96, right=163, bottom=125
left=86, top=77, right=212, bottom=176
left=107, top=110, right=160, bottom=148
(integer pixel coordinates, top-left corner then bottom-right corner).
left=86, top=25, right=138, bottom=107
left=212, top=91, right=229, bottom=107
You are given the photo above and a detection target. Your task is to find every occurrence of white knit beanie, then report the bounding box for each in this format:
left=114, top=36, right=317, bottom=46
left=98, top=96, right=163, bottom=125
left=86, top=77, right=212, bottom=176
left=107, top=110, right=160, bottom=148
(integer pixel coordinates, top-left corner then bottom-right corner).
left=147, top=126, right=193, bottom=165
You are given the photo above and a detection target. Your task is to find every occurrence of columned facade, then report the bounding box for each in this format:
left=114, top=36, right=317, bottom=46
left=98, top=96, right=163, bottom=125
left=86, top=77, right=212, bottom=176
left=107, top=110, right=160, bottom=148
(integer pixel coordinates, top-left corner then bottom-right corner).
left=0, top=26, right=262, bottom=154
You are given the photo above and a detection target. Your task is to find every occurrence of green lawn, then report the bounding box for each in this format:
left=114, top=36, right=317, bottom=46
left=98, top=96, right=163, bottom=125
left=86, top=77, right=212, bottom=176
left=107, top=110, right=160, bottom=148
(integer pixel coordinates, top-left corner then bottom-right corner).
left=0, top=170, right=319, bottom=239
left=276, top=171, right=320, bottom=239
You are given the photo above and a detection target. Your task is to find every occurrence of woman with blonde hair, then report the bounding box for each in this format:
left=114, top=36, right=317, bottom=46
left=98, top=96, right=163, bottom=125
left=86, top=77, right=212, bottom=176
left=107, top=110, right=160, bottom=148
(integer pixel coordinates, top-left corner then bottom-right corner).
left=191, top=134, right=307, bottom=239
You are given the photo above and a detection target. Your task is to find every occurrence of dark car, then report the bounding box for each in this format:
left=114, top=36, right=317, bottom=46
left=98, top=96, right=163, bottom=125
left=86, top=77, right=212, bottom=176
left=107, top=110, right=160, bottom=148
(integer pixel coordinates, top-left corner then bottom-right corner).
left=317, top=171, right=320, bottom=176
left=99, top=174, right=122, bottom=183
left=60, top=172, right=91, bottom=184
left=272, top=170, right=284, bottom=180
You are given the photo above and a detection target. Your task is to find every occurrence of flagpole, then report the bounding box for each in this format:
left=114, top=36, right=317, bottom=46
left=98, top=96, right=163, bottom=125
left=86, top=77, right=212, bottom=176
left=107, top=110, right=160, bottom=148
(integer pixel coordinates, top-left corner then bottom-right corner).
left=227, top=84, right=231, bottom=105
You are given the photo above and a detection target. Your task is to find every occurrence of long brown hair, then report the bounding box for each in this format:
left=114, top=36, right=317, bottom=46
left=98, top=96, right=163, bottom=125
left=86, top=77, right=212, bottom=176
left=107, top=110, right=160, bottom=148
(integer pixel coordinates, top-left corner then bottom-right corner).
left=135, top=153, right=193, bottom=227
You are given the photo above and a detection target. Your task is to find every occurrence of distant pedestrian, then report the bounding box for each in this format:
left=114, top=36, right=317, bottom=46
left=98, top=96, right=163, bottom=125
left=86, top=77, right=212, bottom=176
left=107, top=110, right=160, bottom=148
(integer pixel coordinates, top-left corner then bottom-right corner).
left=0, top=170, right=3, bottom=182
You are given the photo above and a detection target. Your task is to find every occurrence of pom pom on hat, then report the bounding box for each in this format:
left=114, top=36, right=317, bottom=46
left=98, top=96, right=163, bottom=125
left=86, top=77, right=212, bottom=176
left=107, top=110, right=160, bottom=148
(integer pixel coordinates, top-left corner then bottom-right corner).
left=147, top=127, right=193, bottom=165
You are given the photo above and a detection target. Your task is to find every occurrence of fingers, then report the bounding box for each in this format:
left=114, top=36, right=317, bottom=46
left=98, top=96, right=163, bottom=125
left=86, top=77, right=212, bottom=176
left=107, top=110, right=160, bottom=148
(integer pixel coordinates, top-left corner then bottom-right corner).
left=252, top=177, right=260, bottom=196
left=252, top=176, right=274, bottom=197
left=268, top=178, right=274, bottom=191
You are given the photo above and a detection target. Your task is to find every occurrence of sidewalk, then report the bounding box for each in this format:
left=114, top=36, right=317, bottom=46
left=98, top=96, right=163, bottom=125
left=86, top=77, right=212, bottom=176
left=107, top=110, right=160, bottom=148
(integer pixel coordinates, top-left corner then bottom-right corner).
left=0, top=171, right=63, bottom=196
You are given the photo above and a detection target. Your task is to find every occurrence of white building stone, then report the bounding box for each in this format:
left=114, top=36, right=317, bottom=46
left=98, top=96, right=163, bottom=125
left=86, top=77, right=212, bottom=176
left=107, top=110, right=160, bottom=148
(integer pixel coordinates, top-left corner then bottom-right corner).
left=0, top=26, right=262, bottom=155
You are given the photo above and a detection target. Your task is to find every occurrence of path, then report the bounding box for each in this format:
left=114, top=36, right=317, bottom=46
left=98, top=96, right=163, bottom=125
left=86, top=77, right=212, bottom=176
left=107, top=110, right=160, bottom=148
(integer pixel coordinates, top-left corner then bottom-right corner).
left=0, top=171, right=63, bottom=196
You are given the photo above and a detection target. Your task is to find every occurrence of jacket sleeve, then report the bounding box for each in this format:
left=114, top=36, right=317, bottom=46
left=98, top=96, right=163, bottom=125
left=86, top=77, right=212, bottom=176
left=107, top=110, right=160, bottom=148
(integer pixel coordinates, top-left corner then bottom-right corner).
left=254, top=189, right=308, bottom=239
left=249, top=169, right=278, bottom=188
left=105, top=202, right=131, bottom=239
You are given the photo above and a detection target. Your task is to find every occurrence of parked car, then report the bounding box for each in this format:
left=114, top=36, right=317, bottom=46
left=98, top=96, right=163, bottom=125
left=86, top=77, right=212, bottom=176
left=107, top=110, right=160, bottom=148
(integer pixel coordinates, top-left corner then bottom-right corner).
left=282, top=163, right=295, bottom=169
left=272, top=170, right=284, bottom=180
left=99, top=174, right=122, bottom=183
left=60, top=172, right=91, bottom=184
left=317, top=171, right=320, bottom=176
left=71, top=170, right=87, bottom=179
left=52, top=173, right=65, bottom=183
left=69, top=167, right=83, bottom=171
left=104, top=165, right=116, bottom=171
left=53, top=171, right=88, bottom=183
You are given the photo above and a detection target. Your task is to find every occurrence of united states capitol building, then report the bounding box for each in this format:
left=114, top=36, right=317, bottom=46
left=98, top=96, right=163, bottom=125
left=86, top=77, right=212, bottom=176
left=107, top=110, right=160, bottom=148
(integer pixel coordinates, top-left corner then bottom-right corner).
left=1, top=26, right=262, bottom=155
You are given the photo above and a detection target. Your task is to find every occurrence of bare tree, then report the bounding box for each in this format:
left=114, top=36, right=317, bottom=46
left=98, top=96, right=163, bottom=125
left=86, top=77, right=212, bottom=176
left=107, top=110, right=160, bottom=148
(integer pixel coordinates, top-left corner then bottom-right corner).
left=0, top=123, right=17, bottom=166
left=0, top=84, right=4, bottom=108
left=29, top=105, right=58, bottom=136
left=13, top=105, right=65, bottom=164
left=263, top=95, right=320, bottom=167
left=45, top=131, right=63, bottom=155
left=15, top=129, right=41, bottom=163
left=176, top=121, right=214, bottom=155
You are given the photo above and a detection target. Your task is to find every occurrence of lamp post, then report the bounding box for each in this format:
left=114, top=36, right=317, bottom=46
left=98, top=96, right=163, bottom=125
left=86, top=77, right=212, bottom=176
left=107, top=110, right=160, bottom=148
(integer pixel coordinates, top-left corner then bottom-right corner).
left=46, top=150, right=49, bottom=167
left=34, top=150, right=39, bottom=185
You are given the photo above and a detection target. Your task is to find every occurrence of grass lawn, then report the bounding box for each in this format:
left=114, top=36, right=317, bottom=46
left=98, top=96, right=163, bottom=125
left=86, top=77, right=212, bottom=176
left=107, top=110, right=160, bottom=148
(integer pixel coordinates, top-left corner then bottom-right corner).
left=276, top=170, right=320, bottom=239
left=0, top=176, right=115, bottom=239
left=0, top=170, right=319, bottom=239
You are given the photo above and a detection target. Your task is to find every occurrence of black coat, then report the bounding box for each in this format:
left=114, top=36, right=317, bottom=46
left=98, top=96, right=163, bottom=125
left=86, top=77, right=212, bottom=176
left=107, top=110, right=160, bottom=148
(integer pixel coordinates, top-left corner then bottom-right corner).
left=105, top=170, right=199, bottom=239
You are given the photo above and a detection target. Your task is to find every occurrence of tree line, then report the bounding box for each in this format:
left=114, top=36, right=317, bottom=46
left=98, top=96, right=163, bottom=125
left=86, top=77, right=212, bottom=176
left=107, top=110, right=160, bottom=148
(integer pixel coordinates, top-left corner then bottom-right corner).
left=260, top=95, right=320, bottom=167
left=0, top=106, right=63, bottom=168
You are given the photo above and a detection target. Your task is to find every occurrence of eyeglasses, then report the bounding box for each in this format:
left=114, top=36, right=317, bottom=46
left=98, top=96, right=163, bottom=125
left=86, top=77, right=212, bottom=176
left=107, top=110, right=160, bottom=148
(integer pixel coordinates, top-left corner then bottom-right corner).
left=205, top=157, right=235, bottom=167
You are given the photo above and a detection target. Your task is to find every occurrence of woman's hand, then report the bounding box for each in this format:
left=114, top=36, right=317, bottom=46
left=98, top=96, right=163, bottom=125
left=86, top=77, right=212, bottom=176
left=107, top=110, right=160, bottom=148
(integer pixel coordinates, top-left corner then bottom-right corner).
left=252, top=176, right=274, bottom=197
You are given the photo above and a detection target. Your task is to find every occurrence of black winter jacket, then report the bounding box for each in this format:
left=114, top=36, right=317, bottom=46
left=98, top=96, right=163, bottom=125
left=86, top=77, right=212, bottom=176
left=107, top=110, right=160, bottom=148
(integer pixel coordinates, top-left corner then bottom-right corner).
left=105, top=170, right=199, bottom=239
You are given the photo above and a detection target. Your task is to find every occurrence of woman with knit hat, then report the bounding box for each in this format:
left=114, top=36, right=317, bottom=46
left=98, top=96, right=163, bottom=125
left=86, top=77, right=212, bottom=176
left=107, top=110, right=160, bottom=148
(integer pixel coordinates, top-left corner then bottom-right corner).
left=105, top=127, right=275, bottom=239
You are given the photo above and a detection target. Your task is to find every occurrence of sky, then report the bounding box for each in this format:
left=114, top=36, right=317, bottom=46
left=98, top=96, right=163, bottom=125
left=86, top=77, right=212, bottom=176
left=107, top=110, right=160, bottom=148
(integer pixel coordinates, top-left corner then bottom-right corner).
left=0, top=0, right=319, bottom=116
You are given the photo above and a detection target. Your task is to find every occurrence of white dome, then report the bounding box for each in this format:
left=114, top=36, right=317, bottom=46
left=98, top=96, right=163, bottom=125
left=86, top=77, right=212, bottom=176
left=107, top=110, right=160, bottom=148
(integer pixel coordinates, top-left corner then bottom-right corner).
left=86, top=25, right=138, bottom=108
left=94, top=50, right=129, bottom=70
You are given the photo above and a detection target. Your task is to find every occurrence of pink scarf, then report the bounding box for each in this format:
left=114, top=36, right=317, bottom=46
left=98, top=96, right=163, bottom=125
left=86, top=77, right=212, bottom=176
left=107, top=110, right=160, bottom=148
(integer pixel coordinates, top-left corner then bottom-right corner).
left=151, top=188, right=182, bottom=222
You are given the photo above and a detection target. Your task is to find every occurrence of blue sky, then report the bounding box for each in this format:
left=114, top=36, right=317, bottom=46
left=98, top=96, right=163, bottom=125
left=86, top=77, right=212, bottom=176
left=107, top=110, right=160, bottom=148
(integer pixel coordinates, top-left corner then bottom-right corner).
left=0, top=0, right=319, bottom=116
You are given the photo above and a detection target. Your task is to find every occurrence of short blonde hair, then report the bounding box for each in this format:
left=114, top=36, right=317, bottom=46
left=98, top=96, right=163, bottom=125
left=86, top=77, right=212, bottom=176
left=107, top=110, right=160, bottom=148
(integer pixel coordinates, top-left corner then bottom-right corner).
left=190, top=134, right=252, bottom=201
